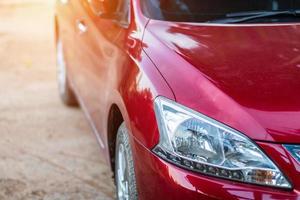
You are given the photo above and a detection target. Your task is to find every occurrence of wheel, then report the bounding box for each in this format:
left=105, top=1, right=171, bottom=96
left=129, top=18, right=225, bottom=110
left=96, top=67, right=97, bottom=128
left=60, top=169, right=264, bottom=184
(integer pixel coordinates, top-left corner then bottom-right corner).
left=56, top=40, right=78, bottom=106
left=115, top=123, right=138, bottom=200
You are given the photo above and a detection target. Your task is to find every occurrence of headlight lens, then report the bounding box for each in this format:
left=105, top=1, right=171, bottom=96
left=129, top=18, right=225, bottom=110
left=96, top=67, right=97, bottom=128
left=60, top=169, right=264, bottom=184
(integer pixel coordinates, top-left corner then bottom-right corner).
left=284, top=145, right=300, bottom=163
left=153, top=97, right=291, bottom=189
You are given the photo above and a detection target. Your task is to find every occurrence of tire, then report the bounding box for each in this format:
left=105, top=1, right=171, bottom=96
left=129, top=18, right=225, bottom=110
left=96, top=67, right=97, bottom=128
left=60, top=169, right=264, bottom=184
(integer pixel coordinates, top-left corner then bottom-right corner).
left=56, top=40, right=78, bottom=106
left=115, top=123, right=138, bottom=200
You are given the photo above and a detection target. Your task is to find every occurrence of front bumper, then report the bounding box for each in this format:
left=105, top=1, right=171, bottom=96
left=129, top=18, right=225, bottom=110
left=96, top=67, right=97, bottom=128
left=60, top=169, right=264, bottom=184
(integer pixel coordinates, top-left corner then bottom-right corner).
left=130, top=136, right=300, bottom=200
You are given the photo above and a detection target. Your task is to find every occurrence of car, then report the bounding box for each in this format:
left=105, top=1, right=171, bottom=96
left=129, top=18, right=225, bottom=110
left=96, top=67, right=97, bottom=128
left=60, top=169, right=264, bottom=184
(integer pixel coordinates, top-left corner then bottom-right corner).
left=55, top=0, right=300, bottom=199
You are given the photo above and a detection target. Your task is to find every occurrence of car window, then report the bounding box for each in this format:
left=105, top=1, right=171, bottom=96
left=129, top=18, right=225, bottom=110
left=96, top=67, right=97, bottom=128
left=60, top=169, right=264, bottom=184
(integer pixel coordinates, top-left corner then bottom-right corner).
left=116, top=0, right=130, bottom=25
left=87, top=0, right=130, bottom=26
left=141, top=0, right=300, bottom=23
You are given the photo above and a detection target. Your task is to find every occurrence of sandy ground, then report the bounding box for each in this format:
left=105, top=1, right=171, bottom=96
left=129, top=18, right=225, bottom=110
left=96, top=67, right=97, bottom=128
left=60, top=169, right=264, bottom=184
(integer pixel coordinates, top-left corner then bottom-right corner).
left=0, top=1, right=115, bottom=199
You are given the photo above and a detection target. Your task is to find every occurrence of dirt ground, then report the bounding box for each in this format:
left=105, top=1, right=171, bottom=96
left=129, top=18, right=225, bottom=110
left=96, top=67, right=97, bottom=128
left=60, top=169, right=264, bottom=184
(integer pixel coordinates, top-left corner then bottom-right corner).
left=0, top=1, right=115, bottom=199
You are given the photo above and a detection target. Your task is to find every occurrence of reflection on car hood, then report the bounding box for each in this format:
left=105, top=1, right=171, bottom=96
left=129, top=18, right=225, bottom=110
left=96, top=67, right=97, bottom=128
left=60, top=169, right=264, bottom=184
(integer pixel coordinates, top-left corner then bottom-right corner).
left=144, top=21, right=300, bottom=143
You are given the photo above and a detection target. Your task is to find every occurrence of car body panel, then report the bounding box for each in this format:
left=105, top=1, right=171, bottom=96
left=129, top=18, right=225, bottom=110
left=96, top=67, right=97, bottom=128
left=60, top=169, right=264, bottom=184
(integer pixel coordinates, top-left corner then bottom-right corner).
left=143, top=20, right=300, bottom=143
left=55, top=0, right=174, bottom=163
left=130, top=134, right=300, bottom=200
left=55, top=0, right=300, bottom=199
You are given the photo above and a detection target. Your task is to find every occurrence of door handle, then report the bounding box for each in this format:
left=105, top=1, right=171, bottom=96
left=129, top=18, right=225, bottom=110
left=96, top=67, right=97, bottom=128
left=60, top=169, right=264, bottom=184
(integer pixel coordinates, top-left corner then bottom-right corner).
left=76, top=20, right=88, bottom=34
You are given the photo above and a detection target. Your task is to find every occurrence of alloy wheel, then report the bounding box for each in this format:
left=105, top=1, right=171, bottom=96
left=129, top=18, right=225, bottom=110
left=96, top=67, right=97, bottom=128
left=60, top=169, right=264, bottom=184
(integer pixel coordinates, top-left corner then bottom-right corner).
left=116, top=144, right=129, bottom=200
left=56, top=40, right=67, bottom=96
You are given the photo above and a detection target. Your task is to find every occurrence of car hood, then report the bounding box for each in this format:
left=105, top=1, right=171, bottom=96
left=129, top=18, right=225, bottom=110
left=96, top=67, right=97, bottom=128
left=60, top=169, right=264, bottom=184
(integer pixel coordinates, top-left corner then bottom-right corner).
left=144, top=21, right=300, bottom=143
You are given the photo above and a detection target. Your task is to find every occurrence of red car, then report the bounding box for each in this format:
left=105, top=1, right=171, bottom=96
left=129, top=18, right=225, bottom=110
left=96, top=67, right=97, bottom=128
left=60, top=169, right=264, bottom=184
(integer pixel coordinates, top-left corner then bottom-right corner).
left=55, top=0, right=300, bottom=199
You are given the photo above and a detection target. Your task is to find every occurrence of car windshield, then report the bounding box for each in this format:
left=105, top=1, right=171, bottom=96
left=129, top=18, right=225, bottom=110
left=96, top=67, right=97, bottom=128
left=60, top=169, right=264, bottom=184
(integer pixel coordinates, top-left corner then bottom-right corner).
left=141, top=0, right=300, bottom=23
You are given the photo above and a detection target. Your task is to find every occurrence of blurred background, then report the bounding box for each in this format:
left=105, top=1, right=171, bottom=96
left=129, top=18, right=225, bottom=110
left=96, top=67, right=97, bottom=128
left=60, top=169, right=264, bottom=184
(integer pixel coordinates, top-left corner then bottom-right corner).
left=0, top=0, right=115, bottom=199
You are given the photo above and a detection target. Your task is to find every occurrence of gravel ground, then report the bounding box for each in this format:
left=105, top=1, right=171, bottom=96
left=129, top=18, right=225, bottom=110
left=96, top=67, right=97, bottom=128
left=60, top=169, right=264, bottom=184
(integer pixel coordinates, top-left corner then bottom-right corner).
left=0, top=1, right=115, bottom=199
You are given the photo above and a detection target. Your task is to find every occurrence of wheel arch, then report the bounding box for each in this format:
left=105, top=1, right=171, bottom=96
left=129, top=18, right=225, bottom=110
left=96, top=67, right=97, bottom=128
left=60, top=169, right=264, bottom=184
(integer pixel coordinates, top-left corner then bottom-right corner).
left=107, top=104, right=125, bottom=173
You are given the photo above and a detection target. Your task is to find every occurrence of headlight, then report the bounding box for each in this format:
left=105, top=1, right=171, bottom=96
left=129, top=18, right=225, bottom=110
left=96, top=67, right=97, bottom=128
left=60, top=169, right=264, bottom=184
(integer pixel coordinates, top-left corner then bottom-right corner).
left=153, top=97, right=291, bottom=189
left=284, top=145, right=300, bottom=163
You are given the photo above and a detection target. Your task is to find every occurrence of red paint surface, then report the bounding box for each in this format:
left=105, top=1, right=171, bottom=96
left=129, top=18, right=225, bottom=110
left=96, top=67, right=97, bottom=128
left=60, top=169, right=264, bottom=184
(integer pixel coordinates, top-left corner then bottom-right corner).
left=56, top=0, right=300, bottom=198
left=144, top=21, right=300, bottom=143
left=131, top=137, right=300, bottom=200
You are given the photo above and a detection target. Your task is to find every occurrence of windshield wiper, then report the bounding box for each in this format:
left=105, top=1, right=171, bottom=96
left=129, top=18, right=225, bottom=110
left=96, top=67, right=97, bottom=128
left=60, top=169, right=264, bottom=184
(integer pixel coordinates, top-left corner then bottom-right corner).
left=210, top=10, right=300, bottom=23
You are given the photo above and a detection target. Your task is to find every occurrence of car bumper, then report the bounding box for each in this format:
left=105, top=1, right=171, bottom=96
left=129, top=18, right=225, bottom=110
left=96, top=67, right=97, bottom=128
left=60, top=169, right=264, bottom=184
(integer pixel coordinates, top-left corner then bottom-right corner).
left=130, top=136, right=300, bottom=200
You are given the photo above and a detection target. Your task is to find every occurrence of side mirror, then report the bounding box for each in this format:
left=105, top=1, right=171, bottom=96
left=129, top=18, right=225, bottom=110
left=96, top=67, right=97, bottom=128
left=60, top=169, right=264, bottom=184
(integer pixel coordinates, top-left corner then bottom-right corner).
left=88, top=0, right=118, bottom=19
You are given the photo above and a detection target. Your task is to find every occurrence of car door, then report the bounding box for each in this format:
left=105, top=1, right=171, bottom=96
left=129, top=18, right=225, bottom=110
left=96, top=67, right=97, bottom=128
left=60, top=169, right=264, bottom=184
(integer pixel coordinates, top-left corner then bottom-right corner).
left=71, top=0, right=131, bottom=147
